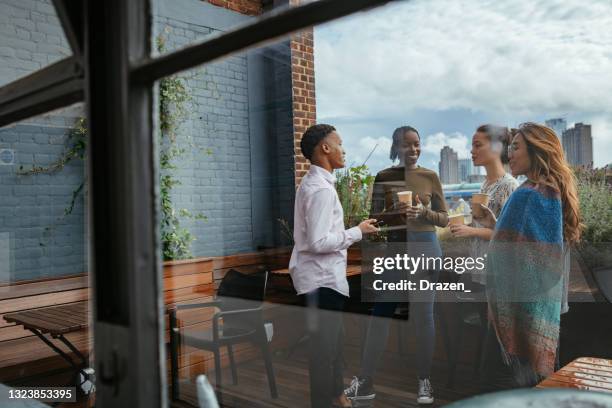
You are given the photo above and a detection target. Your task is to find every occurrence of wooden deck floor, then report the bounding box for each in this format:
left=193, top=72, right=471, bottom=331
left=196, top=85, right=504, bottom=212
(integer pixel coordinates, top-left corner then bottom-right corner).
left=5, top=302, right=611, bottom=407
left=170, top=302, right=612, bottom=408
left=173, top=342, right=489, bottom=408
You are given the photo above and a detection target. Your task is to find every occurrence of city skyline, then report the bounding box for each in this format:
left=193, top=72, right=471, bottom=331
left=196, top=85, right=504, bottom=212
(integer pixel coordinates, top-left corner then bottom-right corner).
left=435, top=118, right=595, bottom=185
left=545, top=118, right=567, bottom=139
left=334, top=117, right=601, bottom=178
left=439, top=146, right=459, bottom=184
left=315, top=1, right=612, bottom=176
left=438, top=146, right=484, bottom=185
left=562, top=122, right=593, bottom=167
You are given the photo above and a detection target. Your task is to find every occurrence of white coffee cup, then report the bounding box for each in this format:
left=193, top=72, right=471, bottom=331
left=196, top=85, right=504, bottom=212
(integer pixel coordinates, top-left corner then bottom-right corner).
left=397, top=191, right=413, bottom=205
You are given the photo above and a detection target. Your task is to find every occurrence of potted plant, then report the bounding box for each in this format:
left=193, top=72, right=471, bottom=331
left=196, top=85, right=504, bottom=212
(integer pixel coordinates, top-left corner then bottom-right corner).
left=335, top=164, right=377, bottom=263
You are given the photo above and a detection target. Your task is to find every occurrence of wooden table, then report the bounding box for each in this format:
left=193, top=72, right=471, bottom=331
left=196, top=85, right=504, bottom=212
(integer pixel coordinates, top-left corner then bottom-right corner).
left=537, top=357, right=612, bottom=393
left=3, top=302, right=90, bottom=378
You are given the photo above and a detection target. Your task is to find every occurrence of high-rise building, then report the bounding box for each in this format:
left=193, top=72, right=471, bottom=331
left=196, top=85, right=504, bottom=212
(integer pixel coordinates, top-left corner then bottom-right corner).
left=458, top=158, right=473, bottom=183
left=468, top=174, right=486, bottom=183
left=562, top=123, right=593, bottom=167
left=439, top=146, right=459, bottom=184
left=545, top=118, right=567, bottom=139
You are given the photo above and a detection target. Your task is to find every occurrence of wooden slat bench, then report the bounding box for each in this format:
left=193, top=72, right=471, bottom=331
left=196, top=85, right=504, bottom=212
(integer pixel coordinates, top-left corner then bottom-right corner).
left=3, top=302, right=91, bottom=384
left=537, top=357, right=612, bottom=393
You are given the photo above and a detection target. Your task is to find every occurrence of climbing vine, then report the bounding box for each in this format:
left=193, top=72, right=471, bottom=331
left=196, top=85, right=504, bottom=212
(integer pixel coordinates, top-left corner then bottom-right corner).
left=17, top=117, right=87, bottom=216
left=16, top=31, right=209, bottom=260
left=157, top=33, right=207, bottom=260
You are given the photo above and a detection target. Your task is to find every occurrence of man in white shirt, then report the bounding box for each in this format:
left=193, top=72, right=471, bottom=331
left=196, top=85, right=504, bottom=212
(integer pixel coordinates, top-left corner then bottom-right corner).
left=290, top=124, right=378, bottom=408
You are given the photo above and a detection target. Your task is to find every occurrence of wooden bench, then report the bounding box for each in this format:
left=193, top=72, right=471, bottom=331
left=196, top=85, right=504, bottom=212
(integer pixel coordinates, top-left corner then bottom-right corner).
left=0, top=248, right=292, bottom=384
left=537, top=357, right=612, bottom=393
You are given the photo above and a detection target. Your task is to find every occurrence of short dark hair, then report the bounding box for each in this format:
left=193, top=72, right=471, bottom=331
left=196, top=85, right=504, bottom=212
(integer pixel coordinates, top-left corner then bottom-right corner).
left=476, top=124, right=512, bottom=164
left=300, top=124, right=336, bottom=161
left=390, top=126, right=420, bottom=161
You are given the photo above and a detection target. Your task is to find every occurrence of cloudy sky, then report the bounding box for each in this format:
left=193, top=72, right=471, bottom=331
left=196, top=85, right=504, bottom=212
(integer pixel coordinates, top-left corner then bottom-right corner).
left=313, top=0, right=612, bottom=174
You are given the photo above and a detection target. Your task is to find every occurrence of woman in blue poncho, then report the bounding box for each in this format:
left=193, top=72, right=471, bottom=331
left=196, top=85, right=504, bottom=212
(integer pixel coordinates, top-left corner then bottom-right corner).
left=475, top=122, right=583, bottom=387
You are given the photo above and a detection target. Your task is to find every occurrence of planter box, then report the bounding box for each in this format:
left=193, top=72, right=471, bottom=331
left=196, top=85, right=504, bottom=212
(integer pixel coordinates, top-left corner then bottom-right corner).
left=261, top=246, right=292, bottom=270
left=163, top=257, right=214, bottom=278
left=348, top=244, right=362, bottom=264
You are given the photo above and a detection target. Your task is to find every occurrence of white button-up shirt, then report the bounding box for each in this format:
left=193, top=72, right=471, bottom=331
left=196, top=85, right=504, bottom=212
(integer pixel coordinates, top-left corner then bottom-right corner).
left=289, top=165, right=362, bottom=296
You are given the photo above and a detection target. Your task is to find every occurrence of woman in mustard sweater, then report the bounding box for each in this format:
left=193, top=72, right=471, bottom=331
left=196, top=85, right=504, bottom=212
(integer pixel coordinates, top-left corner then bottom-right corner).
left=344, top=126, right=448, bottom=405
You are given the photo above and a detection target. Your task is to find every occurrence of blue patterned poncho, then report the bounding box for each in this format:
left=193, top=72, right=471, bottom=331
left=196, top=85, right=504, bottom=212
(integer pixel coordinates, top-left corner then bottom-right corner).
left=486, top=181, right=565, bottom=383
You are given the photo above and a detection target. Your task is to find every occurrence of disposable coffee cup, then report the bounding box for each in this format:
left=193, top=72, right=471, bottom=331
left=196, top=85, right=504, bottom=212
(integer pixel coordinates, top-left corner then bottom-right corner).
left=471, top=193, right=490, bottom=218
left=397, top=191, right=413, bottom=205
left=448, top=214, right=465, bottom=226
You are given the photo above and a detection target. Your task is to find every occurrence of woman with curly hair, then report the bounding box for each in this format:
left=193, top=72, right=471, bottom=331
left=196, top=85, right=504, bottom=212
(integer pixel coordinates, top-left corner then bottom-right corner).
left=475, top=122, right=582, bottom=387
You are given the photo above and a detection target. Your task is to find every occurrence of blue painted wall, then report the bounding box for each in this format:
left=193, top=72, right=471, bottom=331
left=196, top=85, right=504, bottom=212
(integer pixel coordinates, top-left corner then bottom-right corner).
left=0, top=0, right=295, bottom=282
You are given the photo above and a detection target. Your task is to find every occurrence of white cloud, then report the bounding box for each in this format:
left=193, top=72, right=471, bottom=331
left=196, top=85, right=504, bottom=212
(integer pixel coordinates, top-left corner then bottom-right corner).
left=315, top=0, right=612, bottom=116
left=358, top=136, right=392, bottom=162
left=314, top=0, right=612, bottom=167
left=341, top=134, right=392, bottom=170
left=422, top=132, right=471, bottom=159
left=585, top=115, right=612, bottom=166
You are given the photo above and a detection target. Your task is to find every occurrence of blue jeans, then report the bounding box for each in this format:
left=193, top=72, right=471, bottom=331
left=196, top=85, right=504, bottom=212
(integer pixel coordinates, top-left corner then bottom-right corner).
left=361, top=231, right=441, bottom=380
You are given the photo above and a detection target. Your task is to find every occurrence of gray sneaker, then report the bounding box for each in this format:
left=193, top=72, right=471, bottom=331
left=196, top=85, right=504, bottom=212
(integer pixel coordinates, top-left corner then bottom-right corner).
left=344, top=376, right=375, bottom=402
left=417, top=378, right=434, bottom=404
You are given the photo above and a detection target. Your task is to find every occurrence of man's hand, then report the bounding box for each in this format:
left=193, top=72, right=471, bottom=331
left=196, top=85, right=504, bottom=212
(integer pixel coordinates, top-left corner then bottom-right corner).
left=358, top=219, right=380, bottom=234
left=473, top=204, right=497, bottom=229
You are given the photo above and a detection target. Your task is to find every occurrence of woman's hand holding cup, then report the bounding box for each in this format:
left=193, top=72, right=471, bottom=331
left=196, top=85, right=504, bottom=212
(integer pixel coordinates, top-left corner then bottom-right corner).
left=405, top=194, right=423, bottom=220
left=449, top=223, right=475, bottom=237
left=472, top=204, right=497, bottom=229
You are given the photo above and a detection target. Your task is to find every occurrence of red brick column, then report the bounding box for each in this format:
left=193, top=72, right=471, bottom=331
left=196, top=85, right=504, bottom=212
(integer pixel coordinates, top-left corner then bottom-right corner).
left=205, top=0, right=263, bottom=15
left=291, top=28, right=316, bottom=186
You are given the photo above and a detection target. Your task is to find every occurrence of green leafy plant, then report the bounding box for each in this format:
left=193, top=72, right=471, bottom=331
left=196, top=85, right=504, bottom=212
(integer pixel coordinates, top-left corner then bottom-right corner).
left=574, top=166, right=612, bottom=270
left=335, top=164, right=375, bottom=227
left=368, top=224, right=389, bottom=243
left=276, top=164, right=380, bottom=245
left=575, top=166, right=612, bottom=244
left=277, top=218, right=294, bottom=246
left=157, top=33, right=207, bottom=260
left=17, top=117, right=87, bottom=176
left=16, top=32, right=208, bottom=260
left=17, top=117, right=87, bottom=216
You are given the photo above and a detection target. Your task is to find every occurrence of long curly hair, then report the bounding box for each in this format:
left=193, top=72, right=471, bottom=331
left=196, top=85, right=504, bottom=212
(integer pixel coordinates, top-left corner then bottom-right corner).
left=515, top=122, right=583, bottom=244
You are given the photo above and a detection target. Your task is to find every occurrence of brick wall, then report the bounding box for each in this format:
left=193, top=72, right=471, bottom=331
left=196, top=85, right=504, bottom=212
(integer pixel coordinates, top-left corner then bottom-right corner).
left=205, top=0, right=262, bottom=16
left=0, top=0, right=70, bottom=84
left=154, top=14, right=256, bottom=257
left=0, top=0, right=311, bottom=281
left=0, top=0, right=84, bottom=282
left=203, top=0, right=318, bottom=187
left=0, top=119, right=86, bottom=282
left=291, top=28, right=316, bottom=186
left=0, top=0, right=262, bottom=280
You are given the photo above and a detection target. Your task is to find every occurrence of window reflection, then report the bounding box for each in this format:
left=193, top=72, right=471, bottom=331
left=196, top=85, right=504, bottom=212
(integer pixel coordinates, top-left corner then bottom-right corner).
left=0, top=0, right=72, bottom=87
left=0, top=103, right=94, bottom=405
